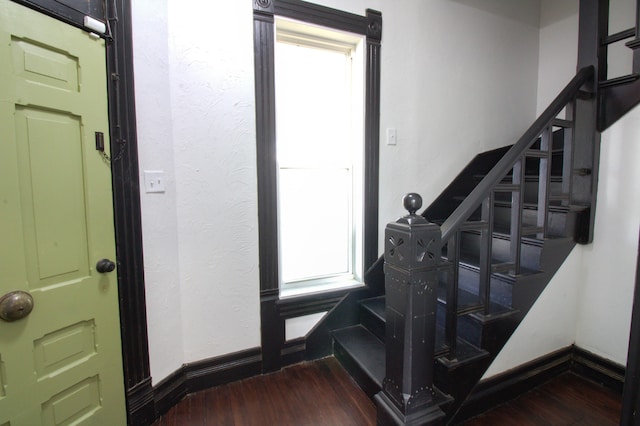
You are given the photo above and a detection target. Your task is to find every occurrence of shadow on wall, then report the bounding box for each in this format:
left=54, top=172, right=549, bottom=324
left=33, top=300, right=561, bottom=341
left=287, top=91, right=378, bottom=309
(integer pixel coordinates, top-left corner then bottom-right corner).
left=450, top=0, right=542, bottom=27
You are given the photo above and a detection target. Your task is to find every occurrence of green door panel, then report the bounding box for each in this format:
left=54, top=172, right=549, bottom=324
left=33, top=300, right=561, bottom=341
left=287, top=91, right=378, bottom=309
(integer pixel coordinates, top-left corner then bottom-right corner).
left=0, top=0, right=126, bottom=424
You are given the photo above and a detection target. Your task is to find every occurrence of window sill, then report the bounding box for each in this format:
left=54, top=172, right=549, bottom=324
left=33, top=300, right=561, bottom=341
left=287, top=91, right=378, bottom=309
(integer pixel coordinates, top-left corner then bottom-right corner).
left=279, top=279, right=364, bottom=300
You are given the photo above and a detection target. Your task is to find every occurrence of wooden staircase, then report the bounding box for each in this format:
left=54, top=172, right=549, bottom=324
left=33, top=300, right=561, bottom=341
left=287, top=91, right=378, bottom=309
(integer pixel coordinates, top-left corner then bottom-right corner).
left=314, top=1, right=640, bottom=424
left=332, top=129, right=581, bottom=422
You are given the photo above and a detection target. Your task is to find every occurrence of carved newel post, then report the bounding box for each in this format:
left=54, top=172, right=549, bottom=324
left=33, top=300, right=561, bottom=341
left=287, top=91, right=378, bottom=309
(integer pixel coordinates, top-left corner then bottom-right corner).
left=375, top=193, right=447, bottom=425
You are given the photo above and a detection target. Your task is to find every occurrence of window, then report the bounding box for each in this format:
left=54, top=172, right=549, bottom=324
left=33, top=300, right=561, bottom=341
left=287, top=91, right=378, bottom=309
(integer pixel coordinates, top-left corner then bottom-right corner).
left=253, top=0, right=381, bottom=307
left=275, top=19, right=365, bottom=294
left=253, top=0, right=381, bottom=372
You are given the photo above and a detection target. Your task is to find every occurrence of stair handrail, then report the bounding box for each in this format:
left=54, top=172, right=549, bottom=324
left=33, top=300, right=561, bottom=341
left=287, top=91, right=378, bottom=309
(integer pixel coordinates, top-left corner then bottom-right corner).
left=439, top=65, right=594, bottom=243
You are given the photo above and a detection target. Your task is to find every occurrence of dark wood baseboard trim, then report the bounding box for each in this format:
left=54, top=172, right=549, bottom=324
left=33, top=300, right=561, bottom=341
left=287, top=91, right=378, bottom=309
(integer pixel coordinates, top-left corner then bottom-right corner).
left=281, top=338, right=307, bottom=366
left=144, top=343, right=626, bottom=425
left=572, top=346, right=626, bottom=393
left=153, top=347, right=262, bottom=421
left=454, top=345, right=625, bottom=423
left=454, top=346, right=573, bottom=423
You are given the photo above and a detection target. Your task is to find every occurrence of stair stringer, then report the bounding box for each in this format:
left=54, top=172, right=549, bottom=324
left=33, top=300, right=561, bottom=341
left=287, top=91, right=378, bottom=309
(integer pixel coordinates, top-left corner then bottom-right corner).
left=444, top=235, right=577, bottom=424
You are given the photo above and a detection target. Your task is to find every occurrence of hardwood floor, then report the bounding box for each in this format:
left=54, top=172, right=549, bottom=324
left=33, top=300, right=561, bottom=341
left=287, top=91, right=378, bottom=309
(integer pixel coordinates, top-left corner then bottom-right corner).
left=152, top=357, right=376, bottom=426
left=152, top=358, right=621, bottom=425
left=462, top=372, right=621, bottom=425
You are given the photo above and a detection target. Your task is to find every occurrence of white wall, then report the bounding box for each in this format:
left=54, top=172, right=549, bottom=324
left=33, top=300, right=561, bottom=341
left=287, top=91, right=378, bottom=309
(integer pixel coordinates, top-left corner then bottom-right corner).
left=373, top=0, right=542, bottom=241
left=576, top=106, right=640, bottom=363
left=535, top=0, right=578, bottom=115
left=486, top=0, right=640, bottom=377
left=132, top=0, right=541, bottom=383
left=131, top=0, right=185, bottom=383
left=132, top=0, right=261, bottom=383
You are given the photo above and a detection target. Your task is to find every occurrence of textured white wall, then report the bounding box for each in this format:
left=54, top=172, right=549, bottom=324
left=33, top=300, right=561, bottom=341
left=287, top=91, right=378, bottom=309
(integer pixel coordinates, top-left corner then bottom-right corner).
left=576, top=105, right=640, bottom=363
left=535, top=0, right=579, bottom=115
left=132, top=0, right=541, bottom=383
left=132, top=0, right=261, bottom=383
left=166, top=0, right=261, bottom=367
left=131, top=0, right=185, bottom=383
left=381, top=1, right=540, bottom=240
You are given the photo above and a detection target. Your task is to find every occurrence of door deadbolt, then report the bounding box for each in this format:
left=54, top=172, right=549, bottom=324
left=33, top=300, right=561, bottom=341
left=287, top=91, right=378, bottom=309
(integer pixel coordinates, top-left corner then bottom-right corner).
left=0, top=291, right=34, bottom=322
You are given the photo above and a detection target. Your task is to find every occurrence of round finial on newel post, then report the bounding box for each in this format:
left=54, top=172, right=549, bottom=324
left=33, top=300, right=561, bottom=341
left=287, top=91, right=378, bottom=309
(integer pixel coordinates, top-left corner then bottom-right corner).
left=403, top=193, right=422, bottom=216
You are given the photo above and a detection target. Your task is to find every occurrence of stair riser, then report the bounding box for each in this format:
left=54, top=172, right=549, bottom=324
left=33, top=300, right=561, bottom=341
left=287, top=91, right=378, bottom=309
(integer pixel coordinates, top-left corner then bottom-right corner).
left=494, top=180, right=564, bottom=205
left=360, top=306, right=385, bottom=342
left=493, top=205, right=572, bottom=237
left=459, top=232, right=542, bottom=271
left=457, top=266, right=513, bottom=308
left=436, top=303, right=482, bottom=348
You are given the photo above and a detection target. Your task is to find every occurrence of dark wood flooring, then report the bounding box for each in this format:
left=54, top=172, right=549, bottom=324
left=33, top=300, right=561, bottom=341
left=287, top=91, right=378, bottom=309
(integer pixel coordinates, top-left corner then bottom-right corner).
left=152, top=358, right=621, bottom=425
left=152, top=357, right=376, bottom=426
left=462, top=372, right=621, bottom=425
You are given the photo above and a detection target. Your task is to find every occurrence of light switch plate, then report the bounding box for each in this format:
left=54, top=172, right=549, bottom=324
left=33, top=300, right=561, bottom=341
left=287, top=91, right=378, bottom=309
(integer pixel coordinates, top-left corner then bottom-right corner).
left=144, top=171, right=166, bottom=193
left=386, top=128, right=397, bottom=145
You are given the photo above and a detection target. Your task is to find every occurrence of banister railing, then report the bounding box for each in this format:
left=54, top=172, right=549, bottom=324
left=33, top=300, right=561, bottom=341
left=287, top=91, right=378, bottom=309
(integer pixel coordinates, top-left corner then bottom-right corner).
left=437, top=65, right=595, bottom=361
left=377, top=66, right=600, bottom=422
left=440, top=65, right=594, bottom=243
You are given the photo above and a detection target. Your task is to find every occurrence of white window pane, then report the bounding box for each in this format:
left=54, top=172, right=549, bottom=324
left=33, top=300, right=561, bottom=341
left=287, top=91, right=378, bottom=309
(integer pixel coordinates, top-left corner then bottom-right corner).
left=275, top=42, right=351, bottom=168
left=279, top=168, right=351, bottom=283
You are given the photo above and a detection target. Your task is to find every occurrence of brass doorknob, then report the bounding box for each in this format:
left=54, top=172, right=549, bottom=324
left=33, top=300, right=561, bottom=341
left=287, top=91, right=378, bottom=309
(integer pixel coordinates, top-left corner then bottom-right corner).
left=96, top=259, right=116, bottom=273
left=0, top=291, right=34, bottom=322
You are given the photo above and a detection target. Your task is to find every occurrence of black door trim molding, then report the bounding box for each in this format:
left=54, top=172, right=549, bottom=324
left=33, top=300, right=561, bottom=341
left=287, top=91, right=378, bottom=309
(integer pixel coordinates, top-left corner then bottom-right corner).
left=105, top=1, right=155, bottom=424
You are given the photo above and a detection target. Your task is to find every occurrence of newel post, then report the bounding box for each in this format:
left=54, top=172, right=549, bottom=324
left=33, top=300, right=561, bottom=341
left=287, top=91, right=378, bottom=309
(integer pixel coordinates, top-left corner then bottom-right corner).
left=375, top=194, right=446, bottom=425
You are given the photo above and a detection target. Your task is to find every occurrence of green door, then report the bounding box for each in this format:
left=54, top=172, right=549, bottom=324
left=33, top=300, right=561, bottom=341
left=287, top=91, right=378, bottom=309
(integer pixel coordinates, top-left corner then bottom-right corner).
left=0, top=1, right=126, bottom=424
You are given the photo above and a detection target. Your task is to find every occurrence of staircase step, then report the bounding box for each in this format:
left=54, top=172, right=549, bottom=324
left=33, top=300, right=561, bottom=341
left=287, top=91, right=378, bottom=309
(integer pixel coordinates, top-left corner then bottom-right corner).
left=360, top=296, right=386, bottom=341
left=492, top=203, right=577, bottom=238
left=599, top=73, right=640, bottom=88
left=436, top=281, right=514, bottom=318
left=437, top=288, right=518, bottom=352
left=456, top=250, right=541, bottom=278
left=333, top=325, right=385, bottom=398
left=360, top=294, right=505, bottom=353
left=494, top=183, right=521, bottom=193
left=453, top=261, right=540, bottom=308
left=333, top=322, right=490, bottom=401
left=358, top=296, right=449, bottom=355
left=524, top=149, right=549, bottom=158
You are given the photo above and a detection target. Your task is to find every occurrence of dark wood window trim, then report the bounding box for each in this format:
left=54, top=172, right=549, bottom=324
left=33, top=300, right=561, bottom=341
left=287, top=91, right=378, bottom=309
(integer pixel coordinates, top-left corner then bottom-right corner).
left=253, top=0, right=382, bottom=373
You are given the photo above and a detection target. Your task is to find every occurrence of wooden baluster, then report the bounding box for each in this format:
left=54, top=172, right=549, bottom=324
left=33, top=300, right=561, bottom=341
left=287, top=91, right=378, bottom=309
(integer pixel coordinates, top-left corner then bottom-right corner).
left=376, top=193, right=447, bottom=425
left=445, top=233, right=459, bottom=361
left=563, top=102, right=575, bottom=202
left=538, top=125, right=552, bottom=237
left=479, top=195, right=493, bottom=314
left=510, top=159, right=524, bottom=274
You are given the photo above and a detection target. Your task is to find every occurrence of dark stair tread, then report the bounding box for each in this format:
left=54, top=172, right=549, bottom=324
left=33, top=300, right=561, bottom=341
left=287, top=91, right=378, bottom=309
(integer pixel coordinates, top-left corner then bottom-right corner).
left=333, top=323, right=489, bottom=378
left=333, top=325, right=385, bottom=386
left=453, top=226, right=548, bottom=248
left=360, top=296, right=385, bottom=322
left=599, top=73, right=640, bottom=88
left=362, top=293, right=513, bottom=326
left=436, top=281, right=513, bottom=317
left=444, top=251, right=541, bottom=279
